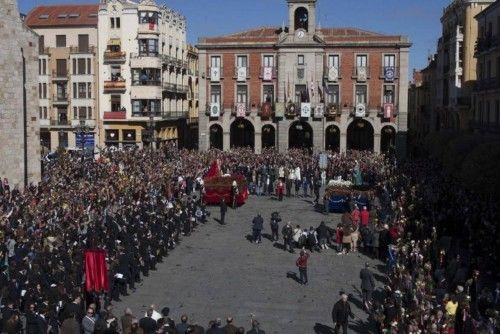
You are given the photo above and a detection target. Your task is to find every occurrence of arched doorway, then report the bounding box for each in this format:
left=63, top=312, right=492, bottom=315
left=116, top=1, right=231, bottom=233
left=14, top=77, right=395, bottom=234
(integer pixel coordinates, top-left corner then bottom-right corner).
left=209, top=124, right=223, bottom=150
left=230, top=118, right=255, bottom=149
left=325, top=125, right=340, bottom=152
left=262, top=124, right=275, bottom=149
left=289, top=121, right=313, bottom=149
left=347, top=119, right=374, bottom=151
left=381, top=126, right=396, bottom=154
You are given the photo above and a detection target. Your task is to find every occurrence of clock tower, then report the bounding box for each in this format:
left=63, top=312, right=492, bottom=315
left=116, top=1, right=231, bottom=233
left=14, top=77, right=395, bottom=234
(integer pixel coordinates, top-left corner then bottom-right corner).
left=287, top=0, right=317, bottom=35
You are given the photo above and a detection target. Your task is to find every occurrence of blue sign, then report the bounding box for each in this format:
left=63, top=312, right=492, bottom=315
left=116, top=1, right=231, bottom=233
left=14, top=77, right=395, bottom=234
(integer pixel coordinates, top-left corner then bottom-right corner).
left=76, top=133, right=95, bottom=148
left=384, top=66, right=395, bottom=81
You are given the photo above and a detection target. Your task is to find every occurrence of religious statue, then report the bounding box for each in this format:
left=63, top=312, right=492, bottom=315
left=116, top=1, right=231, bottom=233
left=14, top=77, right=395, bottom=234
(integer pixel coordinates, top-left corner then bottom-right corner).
left=352, top=160, right=363, bottom=187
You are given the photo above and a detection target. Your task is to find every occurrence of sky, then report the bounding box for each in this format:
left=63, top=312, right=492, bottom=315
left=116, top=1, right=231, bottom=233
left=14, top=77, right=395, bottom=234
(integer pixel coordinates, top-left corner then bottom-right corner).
left=18, top=0, right=450, bottom=76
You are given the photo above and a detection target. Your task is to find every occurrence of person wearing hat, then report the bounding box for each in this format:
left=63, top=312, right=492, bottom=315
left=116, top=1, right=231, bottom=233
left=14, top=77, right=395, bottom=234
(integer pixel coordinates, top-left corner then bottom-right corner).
left=332, top=292, right=354, bottom=333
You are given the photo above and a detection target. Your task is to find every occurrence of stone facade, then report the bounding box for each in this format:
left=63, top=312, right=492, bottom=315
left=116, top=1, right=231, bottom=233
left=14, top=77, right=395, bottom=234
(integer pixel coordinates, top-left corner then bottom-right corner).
left=0, top=0, right=41, bottom=188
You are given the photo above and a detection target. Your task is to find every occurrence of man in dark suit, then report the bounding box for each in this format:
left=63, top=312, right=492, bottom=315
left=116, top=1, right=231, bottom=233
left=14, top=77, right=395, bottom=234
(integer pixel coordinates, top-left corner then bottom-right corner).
left=25, top=304, right=39, bottom=334
left=252, top=214, right=264, bottom=244
left=139, top=308, right=157, bottom=334
left=332, top=292, right=354, bottom=334
left=222, top=317, right=238, bottom=334
left=37, top=307, right=49, bottom=334
left=359, top=263, right=375, bottom=310
left=220, top=198, right=227, bottom=225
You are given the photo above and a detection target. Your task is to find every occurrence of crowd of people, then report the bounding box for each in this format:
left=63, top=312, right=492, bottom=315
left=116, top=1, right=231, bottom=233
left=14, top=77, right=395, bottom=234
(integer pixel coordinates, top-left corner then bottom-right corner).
left=0, top=144, right=498, bottom=333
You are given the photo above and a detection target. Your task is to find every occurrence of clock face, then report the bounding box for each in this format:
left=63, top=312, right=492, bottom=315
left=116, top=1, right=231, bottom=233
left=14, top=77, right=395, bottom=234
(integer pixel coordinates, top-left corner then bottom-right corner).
left=296, top=30, right=305, bottom=39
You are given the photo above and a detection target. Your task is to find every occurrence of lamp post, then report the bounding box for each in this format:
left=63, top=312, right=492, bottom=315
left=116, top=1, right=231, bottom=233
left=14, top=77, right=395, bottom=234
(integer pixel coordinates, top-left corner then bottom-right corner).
left=75, top=115, right=90, bottom=175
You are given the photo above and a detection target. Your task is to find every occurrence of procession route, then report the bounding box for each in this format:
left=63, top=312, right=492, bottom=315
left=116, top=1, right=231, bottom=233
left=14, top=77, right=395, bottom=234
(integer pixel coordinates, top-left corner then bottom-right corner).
left=114, top=194, right=382, bottom=333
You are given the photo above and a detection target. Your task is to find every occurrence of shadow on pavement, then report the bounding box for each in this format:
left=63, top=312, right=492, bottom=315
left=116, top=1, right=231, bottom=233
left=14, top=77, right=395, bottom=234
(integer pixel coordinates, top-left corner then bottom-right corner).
left=313, top=322, right=335, bottom=334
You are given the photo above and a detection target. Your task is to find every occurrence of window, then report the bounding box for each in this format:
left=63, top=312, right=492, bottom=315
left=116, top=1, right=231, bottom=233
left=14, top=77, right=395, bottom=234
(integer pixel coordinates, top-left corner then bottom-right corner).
left=236, top=55, right=247, bottom=68
left=105, top=129, right=119, bottom=142
left=356, top=55, right=367, bottom=67
left=211, top=56, right=221, bottom=68
left=131, top=99, right=161, bottom=116
left=56, top=83, right=67, bottom=99
left=116, top=17, right=120, bottom=28
left=72, top=59, right=77, bottom=74
left=56, top=59, right=67, bottom=76
left=383, top=85, right=395, bottom=104
left=77, top=58, right=86, bottom=75
left=111, top=95, right=121, bottom=112
left=87, top=83, right=92, bottom=98
left=327, top=85, right=339, bottom=105
left=73, top=82, right=77, bottom=98
left=355, top=85, right=367, bottom=105
left=56, top=35, right=66, bottom=48
left=40, top=107, right=47, bottom=119
left=110, top=65, right=121, bottom=80
left=210, top=85, right=221, bottom=104
left=328, top=55, right=340, bottom=68
left=110, top=17, right=115, bottom=29
left=78, top=34, right=89, bottom=53
left=298, top=55, right=305, bottom=65
left=39, top=83, right=42, bottom=98
left=87, top=107, right=93, bottom=119
left=132, top=68, right=161, bottom=85
left=38, top=59, right=42, bottom=75
left=123, top=129, right=136, bottom=142
left=39, top=35, right=44, bottom=53
left=78, top=83, right=87, bottom=98
left=295, top=84, right=307, bottom=103
left=236, top=85, right=248, bottom=104
left=263, top=85, right=274, bottom=102
left=87, top=59, right=91, bottom=74
left=138, top=39, right=158, bottom=56
left=42, top=59, right=46, bottom=75
left=73, top=106, right=78, bottom=119
left=384, top=55, right=396, bottom=67
left=139, top=11, right=158, bottom=25
left=263, top=55, right=274, bottom=67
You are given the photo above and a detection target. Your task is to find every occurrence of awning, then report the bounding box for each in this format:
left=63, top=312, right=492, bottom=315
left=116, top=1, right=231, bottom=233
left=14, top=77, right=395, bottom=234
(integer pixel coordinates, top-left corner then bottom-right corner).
left=108, top=38, right=121, bottom=46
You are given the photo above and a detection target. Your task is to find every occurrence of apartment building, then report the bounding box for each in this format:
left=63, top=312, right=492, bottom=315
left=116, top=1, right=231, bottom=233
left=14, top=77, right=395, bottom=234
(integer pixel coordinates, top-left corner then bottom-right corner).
left=197, top=0, right=411, bottom=157
left=98, top=0, right=194, bottom=148
left=473, top=0, right=500, bottom=132
left=25, top=4, right=99, bottom=151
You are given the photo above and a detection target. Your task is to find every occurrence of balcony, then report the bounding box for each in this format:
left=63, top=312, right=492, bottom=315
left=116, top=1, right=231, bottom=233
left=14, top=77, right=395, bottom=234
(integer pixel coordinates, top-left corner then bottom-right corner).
left=162, top=83, right=188, bottom=94
left=379, top=66, right=399, bottom=81
left=52, top=70, right=68, bottom=81
left=103, top=79, right=126, bottom=93
left=323, top=66, right=342, bottom=81
left=39, top=119, right=50, bottom=127
left=103, top=51, right=126, bottom=64
left=162, top=110, right=188, bottom=119
left=39, top=47, right=50, bottom=56
left=131, top=110, right=162, bottom=118
left=475, top=34, right=500, bottom=55
left=132, top=79, right=161, bottom=86
left=103, top=111, right=127, bottom=120
left=70, top=119, right=96, bottom=128
left=131, top=52, right=159, bottom=59
left=352, top=66, right=370, bottom=81
left=233, top=67, right=250, bottom=81
left=138, top=22, right=159, bottom=35
left=52, top=93, right=69, bottom=105
left=69, top=46, right=96, bottom=54
left=474, top=77, right=500, bottom=91
left=50, top=119, right=71, bottom=127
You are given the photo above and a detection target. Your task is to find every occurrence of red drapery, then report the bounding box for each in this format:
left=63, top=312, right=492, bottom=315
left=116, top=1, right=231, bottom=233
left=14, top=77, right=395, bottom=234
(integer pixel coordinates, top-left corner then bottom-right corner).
left=204, top=160, right=222, bottom=180
left=84, top=249, right=109, bottom=292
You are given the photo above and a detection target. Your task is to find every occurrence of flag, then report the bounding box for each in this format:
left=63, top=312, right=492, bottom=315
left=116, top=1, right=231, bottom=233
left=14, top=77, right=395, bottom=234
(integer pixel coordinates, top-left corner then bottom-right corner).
left=317, top=81, right=324, bottom=102
left=323, top=77, right=331, bottom=95
left=310, top=75, right=315, bottom=99
left=85, top=249, right=109, bottom=292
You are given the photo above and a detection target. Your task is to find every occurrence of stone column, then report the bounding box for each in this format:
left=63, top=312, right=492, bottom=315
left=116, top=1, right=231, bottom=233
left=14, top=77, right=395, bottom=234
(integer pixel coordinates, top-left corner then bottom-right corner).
left=374, top=133, right=381, bottom=154
left=340, top=132, right=347, bottom=153
left=254, top=131, right=262, bottom=154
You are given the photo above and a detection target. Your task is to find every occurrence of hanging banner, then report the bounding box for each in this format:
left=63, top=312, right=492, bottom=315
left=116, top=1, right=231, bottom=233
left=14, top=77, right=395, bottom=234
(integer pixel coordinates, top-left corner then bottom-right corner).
left=237, top=67, right=247, bottom=81
left=384, top=66, right=395, bottom=81
left=263, top=67, right=273, bottom=81
left=210, top=102, right=220, bottom=117
left=355, top=103, right=366, bottom=117
left=357, top=66, right=367, bottom=81
left=301, top=103, right=311, bottom=118
left=211, top=67, right=220, bottom=82
left=328, top=66, right=339, bottom=82
left=85, top=249, right=109, bottom=293
left=261, top=102, right=272, bottom=119
left=275, top=102, right=285, bottom=118
left=384, top=103, right=394, bottom=118
left=235, top=103, right=246, bottom=117
left=314, top=103, right=324, bottom=118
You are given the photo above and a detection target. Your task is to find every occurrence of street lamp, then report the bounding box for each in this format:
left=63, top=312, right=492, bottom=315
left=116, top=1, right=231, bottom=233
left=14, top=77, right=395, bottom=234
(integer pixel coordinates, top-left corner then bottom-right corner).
left=75, top=115, right=90, bottom=174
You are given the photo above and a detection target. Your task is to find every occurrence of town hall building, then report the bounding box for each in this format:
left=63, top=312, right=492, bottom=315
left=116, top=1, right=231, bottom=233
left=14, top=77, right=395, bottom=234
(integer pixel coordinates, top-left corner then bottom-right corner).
left=197, top=0, right=411, bottom=157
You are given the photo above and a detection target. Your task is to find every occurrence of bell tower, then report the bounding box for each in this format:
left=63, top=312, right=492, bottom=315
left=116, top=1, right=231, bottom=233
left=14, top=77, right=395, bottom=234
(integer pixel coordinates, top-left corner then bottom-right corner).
left=287, top=0, right=317, bottom=34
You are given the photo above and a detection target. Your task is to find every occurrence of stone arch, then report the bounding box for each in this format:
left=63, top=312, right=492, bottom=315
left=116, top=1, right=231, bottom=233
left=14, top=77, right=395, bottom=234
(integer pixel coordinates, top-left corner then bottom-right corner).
left=294, top=6, right=309, bottom=31
left=347, top=119, right=374, bottom=151
left=289, top=120, right=313, bottom=149
left=325, top=124, right=340, bottom=152
left=261, top=124, right=276, bottom=149
left=230, top=118, right=255, bottom=149
left=209, top=123, right=223, bottom=150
